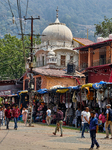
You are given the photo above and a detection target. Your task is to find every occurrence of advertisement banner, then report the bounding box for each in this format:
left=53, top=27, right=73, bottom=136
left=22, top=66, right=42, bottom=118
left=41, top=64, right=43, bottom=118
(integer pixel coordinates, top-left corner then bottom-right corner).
left=0, top=90, right=11, bottom=97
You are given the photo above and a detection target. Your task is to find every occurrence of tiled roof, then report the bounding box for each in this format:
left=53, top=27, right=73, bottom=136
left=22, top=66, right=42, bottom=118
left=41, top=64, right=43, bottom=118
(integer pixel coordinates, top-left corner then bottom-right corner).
left=33, top=68, right=85, bottom=78
left=73, top=37, right=94, bottom=46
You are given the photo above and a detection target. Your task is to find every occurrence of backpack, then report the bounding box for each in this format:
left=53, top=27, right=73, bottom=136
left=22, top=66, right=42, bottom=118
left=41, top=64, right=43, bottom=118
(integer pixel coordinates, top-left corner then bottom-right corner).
left=108, top=109, right=112, bottom=121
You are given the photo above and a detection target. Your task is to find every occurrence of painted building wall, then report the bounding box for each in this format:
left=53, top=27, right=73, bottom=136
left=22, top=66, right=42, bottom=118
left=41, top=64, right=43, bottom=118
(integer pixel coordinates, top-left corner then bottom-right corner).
left=23, top=74, right=85, bottom=90
left=46, top=76, right=85, bottom=89
left=87, top=66, right=111, bottom=83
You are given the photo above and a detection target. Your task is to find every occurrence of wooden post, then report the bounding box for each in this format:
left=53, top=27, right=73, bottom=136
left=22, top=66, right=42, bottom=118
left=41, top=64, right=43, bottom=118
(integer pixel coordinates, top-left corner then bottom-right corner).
left=110, top=43, right=112, bottom=63
left=88, top=48, right=91, bottom=67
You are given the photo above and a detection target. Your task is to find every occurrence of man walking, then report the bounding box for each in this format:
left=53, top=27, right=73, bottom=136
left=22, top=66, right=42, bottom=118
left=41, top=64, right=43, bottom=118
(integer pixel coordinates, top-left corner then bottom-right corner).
left=12, top=104, right=21, bottom=130
left=81, top=107, right=90, bottom=138
left=0, top=106, right=3, bottom=129
left=53, top=107, right=63, bottom=137
left=89, top=111, right=100, bottom=150
left=76, top=108, right=81, bottom=128
left=46, top=108, right=51, bottom=125
left=5, top=105, right=12, bottom=130
left=80, top=107, right=86, bottom=132
left=104, top=104, right=112, bottom=139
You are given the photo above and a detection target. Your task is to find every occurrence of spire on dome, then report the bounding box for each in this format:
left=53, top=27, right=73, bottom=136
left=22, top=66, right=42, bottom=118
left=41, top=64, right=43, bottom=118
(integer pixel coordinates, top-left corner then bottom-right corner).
left=55, top=6, right=60, bottom=23
left=56, top=6, right=59, bottom=18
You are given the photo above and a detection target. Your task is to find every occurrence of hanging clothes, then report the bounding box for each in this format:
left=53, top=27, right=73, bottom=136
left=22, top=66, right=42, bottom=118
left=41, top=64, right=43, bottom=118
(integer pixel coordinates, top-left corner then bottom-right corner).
left=72, top=91, right=77, bottom=102
left=87, top=90, right=94, bottom=100
left=65, top=103, right=72, bottom=108
left=81, top=89, right=87, bottom=101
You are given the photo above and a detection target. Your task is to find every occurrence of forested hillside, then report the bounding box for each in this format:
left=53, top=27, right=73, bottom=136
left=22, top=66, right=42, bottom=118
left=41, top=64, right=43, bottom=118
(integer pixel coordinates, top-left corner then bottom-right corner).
left=1, top=0, right=112, bottom=41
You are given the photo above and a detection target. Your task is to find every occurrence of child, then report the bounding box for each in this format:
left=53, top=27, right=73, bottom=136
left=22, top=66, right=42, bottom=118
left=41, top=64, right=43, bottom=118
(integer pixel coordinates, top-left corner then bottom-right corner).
left=89, top=111, right=100, bottom=150
left=0, top=106, right=3, bottom=129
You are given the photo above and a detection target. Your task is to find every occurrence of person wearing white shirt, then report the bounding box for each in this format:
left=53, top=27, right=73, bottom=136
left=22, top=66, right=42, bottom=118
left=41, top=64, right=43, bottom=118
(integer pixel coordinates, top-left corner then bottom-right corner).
left=104, top=104, right=112, bottom=139
left=81, top=107, right=90, bottom=138
left=80, top=108, right=86, bottom=131
left=46, top=108, right=51, bottom=125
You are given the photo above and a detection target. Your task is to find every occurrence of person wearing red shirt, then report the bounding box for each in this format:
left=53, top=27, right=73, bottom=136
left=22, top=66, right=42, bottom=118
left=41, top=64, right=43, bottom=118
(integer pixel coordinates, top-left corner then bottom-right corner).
left=5, top=105, right=12, bottom=130
left=13, top=104, right=21, bottom=130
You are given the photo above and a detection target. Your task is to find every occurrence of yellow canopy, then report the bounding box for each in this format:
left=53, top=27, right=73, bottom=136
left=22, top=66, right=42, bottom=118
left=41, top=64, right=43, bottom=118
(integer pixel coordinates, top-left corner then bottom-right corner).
left=81, top=83, right=93, bottom=89
left=56, top=89, right=69, bottom=93
left=19, top=90, right=28, bottom=95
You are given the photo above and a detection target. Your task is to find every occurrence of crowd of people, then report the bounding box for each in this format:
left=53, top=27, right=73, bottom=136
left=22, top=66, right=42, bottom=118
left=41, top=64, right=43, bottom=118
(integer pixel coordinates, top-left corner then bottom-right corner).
left=0, top=104, right=28, bottom=130
left=0, top=102, right=112, bottom=149
left=75, top=104, right=112, bottom=149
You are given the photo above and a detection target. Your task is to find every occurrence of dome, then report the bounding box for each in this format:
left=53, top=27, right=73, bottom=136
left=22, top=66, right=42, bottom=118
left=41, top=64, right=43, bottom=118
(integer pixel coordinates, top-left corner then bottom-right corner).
left=41, top=18, right=73, bottom=43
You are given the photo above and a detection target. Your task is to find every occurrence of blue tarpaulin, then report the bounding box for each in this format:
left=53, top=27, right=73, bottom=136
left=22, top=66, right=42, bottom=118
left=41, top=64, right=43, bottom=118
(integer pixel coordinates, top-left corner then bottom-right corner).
left=92, top=81, right=107, bottom=90
left=37, top=88, right=48, bottom=94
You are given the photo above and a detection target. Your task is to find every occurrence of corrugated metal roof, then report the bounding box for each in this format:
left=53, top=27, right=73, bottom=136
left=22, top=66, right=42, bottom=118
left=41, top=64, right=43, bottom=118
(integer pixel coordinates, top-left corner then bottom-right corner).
left=73, top=37, right=94, bottom=46
left=73, top=39, right=112, bottom=50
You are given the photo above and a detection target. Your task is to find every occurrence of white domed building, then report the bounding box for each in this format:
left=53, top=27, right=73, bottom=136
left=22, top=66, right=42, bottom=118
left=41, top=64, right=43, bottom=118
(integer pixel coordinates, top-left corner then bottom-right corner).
left=35, top=8, right=78, bottom=68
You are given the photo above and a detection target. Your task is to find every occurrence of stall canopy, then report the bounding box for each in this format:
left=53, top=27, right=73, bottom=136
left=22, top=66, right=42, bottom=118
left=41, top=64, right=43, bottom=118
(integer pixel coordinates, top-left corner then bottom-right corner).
left=92, top=81, right=107, bottom=90
left=81, top=83, right=93, bottom=89
left=68, top=86, right=81, bottom=90
left=37, top=88, right=48, bottom=94
left=17, top=90, right=28, bottom=97
left=56, top=88, right=69, bottom=93
left=18, top=90, right=28, bottom=95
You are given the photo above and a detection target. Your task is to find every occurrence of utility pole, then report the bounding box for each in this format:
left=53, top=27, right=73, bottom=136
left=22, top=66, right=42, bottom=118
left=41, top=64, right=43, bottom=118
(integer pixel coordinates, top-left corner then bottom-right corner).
left=24, top=16, right=40, bottom=126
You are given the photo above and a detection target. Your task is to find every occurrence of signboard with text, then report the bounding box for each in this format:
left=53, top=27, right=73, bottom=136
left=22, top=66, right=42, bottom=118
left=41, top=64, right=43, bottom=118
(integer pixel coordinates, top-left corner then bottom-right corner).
left=0, top=90, right=11, bottom=97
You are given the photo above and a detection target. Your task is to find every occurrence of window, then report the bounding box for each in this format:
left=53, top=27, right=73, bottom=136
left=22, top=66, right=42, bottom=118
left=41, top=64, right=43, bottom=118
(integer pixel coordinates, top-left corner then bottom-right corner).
left=42, top=56, right=44, bottom=66
left=70, top=56, right=73, bottom=61
left=100, top=55, right=106, bottom=65
left=38, top=57, right=40, bottom=66
left=61, top=55, right=66, bottom=66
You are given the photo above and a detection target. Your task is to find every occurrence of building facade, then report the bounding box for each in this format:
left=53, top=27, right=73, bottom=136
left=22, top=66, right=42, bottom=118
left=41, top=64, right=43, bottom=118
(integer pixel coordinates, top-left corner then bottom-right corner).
left=34, top=8, right=94, bottom=69
left=75, top=36, right=112, bottom=83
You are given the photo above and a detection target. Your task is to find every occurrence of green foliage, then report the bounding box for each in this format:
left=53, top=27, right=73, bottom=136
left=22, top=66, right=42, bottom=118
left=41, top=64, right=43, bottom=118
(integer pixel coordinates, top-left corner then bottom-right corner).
left=0, top=97, right=3, bottom=104
left=0, top=34, right=41, bottom=80
left=94, top=16, right=112, bottom=37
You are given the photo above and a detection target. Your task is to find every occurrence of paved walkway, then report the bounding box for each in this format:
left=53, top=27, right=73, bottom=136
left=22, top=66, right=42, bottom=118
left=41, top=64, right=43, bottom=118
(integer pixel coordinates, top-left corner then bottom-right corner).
left=0, top=122, right=112, bottom=150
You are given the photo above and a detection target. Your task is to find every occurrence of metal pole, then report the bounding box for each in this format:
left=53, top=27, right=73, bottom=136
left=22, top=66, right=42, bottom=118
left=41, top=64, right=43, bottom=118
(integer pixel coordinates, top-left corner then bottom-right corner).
left=31, top=16, right=33, bottom=73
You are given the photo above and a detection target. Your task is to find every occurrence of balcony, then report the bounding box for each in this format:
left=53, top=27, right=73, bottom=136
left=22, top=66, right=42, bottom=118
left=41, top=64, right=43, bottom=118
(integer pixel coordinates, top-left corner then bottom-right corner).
left=93, top=58, right=111, bottom=66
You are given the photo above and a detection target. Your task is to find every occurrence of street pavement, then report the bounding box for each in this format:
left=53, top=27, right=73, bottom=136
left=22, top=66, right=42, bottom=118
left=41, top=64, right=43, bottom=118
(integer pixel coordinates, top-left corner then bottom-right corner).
left=0, top=122, right=112, bottom=150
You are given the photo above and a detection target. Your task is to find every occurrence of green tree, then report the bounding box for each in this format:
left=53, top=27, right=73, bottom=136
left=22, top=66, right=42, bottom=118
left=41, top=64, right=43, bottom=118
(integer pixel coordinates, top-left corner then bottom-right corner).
left=0, top=34, right=41, bottom=80
left=94, top=16, right=112, bottom=37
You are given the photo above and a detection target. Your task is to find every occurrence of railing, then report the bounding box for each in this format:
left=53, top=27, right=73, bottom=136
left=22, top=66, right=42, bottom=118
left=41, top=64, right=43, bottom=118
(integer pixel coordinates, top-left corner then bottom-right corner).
left=93, top=58, right=111, bottom=66
left=77, top=58, right=111, bottom=71
left=76, top=63, right=88, bottom=71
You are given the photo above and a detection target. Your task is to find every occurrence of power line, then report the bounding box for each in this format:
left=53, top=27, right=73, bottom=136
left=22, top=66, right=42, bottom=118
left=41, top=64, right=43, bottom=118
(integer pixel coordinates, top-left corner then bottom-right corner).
left=0, top=0, right=20, bottom=33
left=24, top=0, right=29, bottom=33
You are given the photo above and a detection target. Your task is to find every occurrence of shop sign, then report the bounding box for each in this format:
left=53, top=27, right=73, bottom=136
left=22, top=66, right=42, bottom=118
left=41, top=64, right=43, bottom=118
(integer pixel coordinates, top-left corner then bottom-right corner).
left=0, top=90, right=11, bottom=96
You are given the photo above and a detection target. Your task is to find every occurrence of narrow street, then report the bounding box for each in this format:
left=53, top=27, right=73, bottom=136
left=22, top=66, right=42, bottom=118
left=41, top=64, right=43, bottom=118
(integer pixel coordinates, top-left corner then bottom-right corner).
left=0, top=122, right=112, bottom=150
